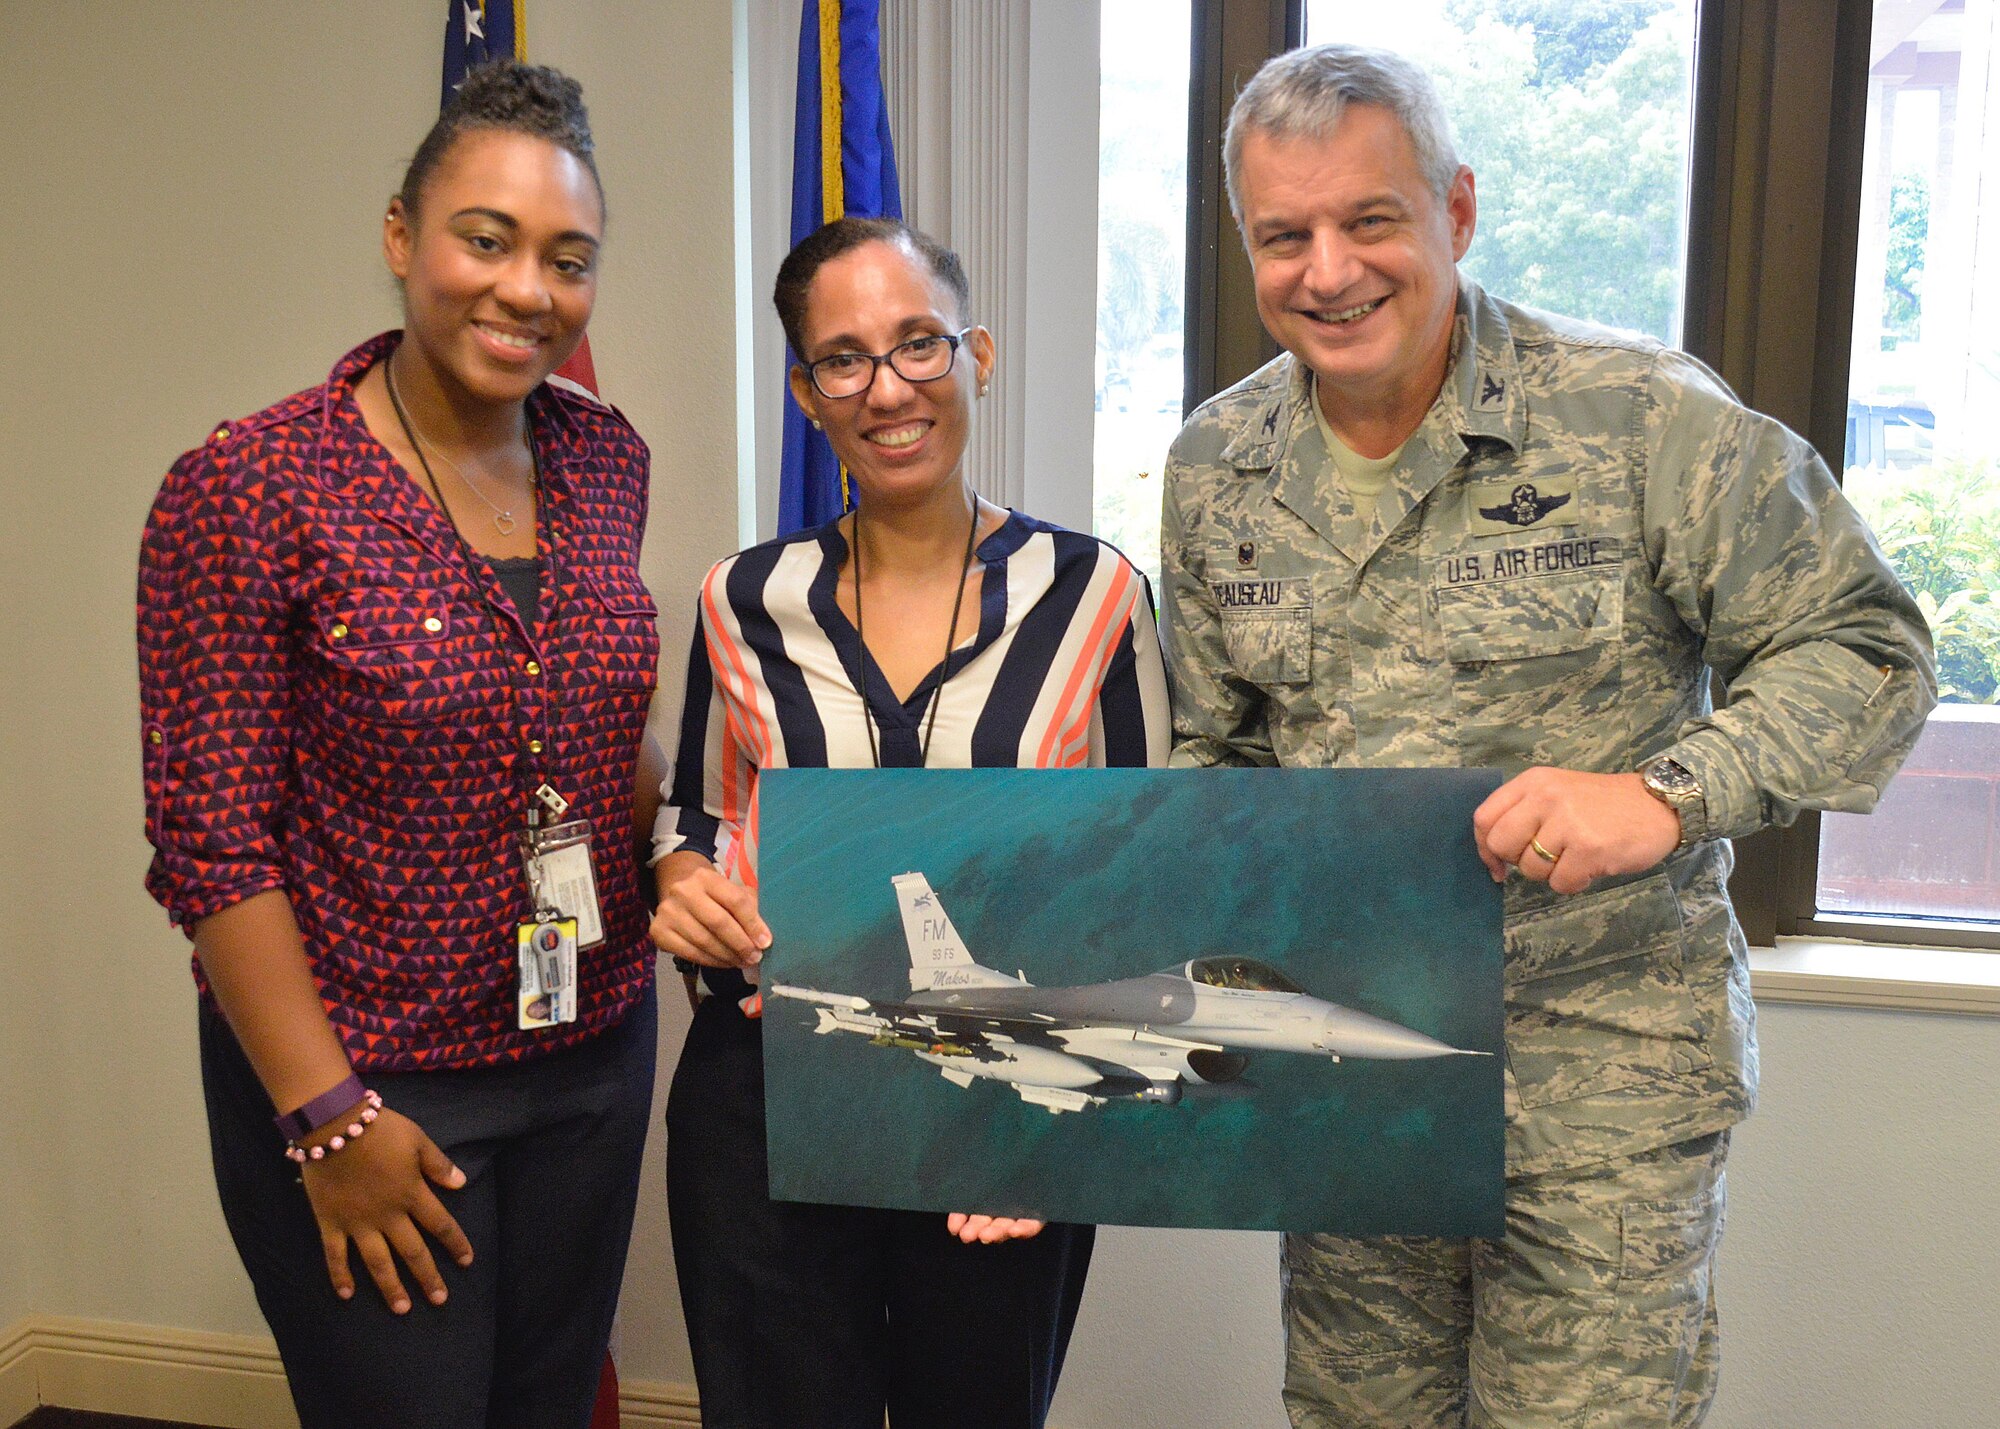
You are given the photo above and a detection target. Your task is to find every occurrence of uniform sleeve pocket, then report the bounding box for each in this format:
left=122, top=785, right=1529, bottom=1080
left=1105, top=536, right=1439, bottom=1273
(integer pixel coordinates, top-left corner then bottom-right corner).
left=1504, top=874, right=1713, bottom=1110
left=1436, top=569, right=1621, bottom=664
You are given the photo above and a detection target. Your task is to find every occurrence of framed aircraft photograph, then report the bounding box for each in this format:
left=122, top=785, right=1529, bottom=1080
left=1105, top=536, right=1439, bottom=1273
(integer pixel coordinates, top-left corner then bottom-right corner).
left=757, top=766, right=1506, bottom=1237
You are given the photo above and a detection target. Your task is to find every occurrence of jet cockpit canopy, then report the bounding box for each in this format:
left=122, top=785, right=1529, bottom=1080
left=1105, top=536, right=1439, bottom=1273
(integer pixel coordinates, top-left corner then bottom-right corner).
left=1185, top=956, right=1304, bottom=994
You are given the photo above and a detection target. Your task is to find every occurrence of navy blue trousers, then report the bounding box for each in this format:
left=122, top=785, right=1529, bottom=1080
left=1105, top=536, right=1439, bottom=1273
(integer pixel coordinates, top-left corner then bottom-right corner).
left=200, top=984, right=656, bottom=1429
left=666, top=993, right=1095, bottom=1429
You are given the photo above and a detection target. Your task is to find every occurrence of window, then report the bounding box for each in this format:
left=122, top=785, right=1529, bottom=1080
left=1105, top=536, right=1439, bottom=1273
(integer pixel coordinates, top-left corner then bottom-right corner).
left=1816, top=1, right=2000, bottom=929
left=1094, top=0, right=1194, bottom=590
left=1304, top=0, right=1700, bottom=346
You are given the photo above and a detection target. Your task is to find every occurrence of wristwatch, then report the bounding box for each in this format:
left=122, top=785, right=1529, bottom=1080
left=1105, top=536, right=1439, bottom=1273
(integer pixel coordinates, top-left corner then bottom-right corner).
left=1639, top=755, right=1707, bottom=851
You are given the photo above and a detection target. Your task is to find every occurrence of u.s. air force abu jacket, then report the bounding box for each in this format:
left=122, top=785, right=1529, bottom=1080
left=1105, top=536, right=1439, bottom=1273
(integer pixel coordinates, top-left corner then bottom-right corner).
left=1160, top=280, right=1936, bottom=1175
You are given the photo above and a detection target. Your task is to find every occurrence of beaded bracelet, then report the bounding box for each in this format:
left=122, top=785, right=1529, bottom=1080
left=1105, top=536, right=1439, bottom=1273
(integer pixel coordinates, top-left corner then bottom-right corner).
left=283, top=1090, right=384, bottom=1165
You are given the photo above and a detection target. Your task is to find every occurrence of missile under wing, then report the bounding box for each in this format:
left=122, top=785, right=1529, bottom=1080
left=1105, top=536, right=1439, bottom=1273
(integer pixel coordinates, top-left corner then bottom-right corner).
left=770, top=873, right=1487, bottom=1114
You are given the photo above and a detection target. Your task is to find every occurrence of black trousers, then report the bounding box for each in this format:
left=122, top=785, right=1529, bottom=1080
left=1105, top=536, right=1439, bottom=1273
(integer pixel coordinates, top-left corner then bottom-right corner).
left=666, top=994, right=1095, bottom=1429
left=200, top=983, right=657, bottom=1429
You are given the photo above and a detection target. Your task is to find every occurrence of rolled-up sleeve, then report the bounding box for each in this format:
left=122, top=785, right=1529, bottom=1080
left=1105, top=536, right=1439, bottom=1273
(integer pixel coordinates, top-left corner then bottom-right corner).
left=138, top=439, right=296, bottom=930
left=1643, top=350, right=1938, bottom=838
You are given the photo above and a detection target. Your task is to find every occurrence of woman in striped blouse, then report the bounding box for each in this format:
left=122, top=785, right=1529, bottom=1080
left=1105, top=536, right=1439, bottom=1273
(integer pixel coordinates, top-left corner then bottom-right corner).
left=649, top=216, right=1169, bottom=1428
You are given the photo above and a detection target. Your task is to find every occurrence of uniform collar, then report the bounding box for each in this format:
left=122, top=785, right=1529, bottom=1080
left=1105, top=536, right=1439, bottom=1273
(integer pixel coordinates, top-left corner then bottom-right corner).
left=1217, top=278, right=1525, bottom=564
left=1445, top=278, right=1526, bottom=455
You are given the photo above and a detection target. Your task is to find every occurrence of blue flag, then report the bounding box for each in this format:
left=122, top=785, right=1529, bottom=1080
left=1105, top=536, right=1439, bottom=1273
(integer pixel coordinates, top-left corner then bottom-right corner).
left=441, top=0, right=519, bottom=108
left=779, top=0, right=903, bottom=536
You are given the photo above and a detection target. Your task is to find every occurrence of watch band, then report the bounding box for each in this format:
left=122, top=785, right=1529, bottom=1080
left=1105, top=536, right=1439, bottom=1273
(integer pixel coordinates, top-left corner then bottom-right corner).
left=1641, top=756, right=1707, bottom=850
left=273, top=1073, right=367, bottom=1142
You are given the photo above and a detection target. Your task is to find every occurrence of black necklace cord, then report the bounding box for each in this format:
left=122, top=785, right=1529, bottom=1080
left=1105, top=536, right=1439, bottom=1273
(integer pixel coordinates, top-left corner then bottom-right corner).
left=384, top=356, right=558, bottom=826
left=852, top=495, right=983, bottom=769
left=384, top=357, right=539, bottom=543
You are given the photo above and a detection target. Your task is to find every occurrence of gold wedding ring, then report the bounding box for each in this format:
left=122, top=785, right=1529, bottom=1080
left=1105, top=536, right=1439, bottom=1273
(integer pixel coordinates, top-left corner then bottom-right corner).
left=1529, top=837, right=1560, bottom=865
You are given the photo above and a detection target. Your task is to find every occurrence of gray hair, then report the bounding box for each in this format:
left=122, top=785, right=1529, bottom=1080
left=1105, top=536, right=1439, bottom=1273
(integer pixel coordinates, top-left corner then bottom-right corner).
left=1224, top=44, right=1461, bottom=220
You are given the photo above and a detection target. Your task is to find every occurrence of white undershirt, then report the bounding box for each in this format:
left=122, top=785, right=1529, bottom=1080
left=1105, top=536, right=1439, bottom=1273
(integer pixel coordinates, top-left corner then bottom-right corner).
left=1311, top=378, right=1405, bottom=526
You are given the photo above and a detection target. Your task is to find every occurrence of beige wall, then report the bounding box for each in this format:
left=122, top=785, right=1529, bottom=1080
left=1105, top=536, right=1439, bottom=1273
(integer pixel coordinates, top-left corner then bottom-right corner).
left=0, top=0, right=731, bottom=1388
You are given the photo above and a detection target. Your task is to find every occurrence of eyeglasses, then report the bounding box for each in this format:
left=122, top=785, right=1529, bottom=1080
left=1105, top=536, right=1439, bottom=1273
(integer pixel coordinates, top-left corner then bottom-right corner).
left=803, top=329, right=973, bottom=399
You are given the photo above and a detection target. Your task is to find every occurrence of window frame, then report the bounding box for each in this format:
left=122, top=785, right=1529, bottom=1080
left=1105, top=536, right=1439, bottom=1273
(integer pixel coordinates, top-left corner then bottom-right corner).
left=1180, top=0, right=2000, bottom=963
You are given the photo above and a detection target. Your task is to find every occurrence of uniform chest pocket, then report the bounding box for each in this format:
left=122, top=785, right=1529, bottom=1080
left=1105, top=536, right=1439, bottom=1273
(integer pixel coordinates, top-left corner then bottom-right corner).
left=1434, top=567, right=1622, bottom=663
left=1433, top=567, right=1624, bottom=768
left=1212, top=574, right=1313, bottom=685
left=308, top=589, right=487, bottom=726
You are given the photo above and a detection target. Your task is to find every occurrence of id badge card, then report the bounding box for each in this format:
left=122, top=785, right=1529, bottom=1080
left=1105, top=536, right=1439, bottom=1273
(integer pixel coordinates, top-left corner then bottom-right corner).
left=516, top=916, right=579, bottom=1029
left=525, top=818, right=604, bottom=949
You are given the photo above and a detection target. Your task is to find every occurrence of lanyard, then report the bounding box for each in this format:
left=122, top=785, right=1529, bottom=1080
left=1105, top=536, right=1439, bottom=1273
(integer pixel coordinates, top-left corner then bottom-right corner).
left=384, top=365, right=569, bottom=834
left=851, top=502, right=981, bottom=769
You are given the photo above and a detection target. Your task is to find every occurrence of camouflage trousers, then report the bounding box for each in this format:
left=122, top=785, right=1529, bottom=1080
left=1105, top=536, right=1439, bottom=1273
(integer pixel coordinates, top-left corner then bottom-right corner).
left=1281, top=1132, right=1729, bottom=1428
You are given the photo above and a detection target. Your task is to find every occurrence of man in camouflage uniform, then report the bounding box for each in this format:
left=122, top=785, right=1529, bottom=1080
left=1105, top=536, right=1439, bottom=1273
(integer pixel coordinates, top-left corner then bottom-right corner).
left=1161, top=44, right=1936, bottom=1427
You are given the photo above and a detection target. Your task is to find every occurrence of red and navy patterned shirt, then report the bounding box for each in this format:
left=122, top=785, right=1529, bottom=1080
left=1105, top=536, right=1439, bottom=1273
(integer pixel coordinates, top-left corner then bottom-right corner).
left=139, top=333, right=659, bottom=1070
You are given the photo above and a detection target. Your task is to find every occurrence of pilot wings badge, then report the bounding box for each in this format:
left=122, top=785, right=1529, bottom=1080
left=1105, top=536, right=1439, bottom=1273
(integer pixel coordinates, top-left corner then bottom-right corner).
left=1472, top=477, right=1577, bottom=534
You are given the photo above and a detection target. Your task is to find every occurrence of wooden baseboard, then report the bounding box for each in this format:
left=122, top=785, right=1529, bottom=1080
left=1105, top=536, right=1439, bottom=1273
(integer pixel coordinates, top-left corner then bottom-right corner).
left=0, top=1316, right=701, bottom=1427
left=0, top=1319, right=41, bottom=1427
left=616, top=1378, right=703, bottom=1429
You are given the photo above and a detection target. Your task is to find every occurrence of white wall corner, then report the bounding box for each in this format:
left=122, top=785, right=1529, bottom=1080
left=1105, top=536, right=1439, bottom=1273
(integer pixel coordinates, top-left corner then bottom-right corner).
left=880, top=0, right=1103, bottom=527
left=1021, top=0, right=1104, bottom=533
left=747, top=0, right=802, bottom=544
left=734, top=0, right=764, bottom=551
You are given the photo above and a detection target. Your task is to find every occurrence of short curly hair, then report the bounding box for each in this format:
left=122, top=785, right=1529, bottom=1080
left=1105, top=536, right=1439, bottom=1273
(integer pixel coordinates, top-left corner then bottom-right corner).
left=398, top=59, right=602, bottom=221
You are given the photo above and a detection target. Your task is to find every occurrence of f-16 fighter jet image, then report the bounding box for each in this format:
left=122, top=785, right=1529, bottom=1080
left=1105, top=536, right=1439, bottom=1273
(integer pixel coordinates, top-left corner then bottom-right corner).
left=770, top=872, right=1488, bottom=1114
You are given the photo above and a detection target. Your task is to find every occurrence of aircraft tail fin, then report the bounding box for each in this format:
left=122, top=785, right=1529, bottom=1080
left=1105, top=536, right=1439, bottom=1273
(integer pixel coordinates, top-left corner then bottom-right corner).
left=892, top=872, right=1025, bottom=992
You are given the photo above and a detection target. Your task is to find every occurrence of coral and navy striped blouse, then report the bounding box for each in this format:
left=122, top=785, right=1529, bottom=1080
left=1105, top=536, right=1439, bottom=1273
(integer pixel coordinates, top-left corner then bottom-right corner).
left=139, top=334, right=659, bottom=1070
left=654, top=511, right=1171, bottom=889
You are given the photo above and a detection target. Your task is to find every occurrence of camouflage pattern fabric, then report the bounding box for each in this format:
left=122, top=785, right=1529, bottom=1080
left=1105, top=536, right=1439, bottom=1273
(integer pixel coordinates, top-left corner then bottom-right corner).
left=1162, top=279, right=1933, bottom=1424
left=1281, top=1133, right=1728, bottom=1428
left=1161, top=279, right=1936, bottom=1177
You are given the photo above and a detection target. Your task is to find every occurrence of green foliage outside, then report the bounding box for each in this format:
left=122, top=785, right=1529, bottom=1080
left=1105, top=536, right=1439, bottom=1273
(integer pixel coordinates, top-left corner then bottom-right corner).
left=1429, top=4, right=1693, bottom=341
left=1096, top=15, right=1185, bottom=393
left=1445, top=0, right=1670, bottom=89
left=1883, top=171, right=1929, bottom=340
left=1845, top=459, right=2000, bottom=702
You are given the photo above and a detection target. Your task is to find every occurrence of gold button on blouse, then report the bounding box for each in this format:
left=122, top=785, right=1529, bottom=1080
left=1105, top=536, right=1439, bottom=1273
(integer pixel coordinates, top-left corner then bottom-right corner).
left=329, top=623, right=349, bottom=640
left=525, top=660, right=542, bottom=676
left=527, top=739, right=544, bottom=755
left=422, top=616, right=444, bottom=634
left=148, top=729, right=163, bottom=745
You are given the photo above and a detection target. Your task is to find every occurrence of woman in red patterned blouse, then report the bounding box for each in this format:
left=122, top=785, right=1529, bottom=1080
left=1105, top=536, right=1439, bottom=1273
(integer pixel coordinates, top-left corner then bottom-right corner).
left=137, top=62, right=657, bottom=1429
